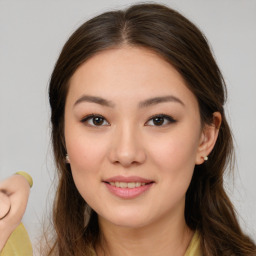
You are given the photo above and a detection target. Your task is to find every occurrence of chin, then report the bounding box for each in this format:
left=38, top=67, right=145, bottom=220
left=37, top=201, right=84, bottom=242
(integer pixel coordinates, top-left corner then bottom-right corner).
left=111, top=218, right=150, bottom=229
left=98, top=209, right=153, bottom=229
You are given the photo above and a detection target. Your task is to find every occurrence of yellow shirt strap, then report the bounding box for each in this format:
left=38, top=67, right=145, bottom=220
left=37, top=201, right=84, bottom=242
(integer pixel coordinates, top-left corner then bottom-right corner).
left=15, top=171, right=33, bottom=188
left=184, top=230, right=202, bottom=256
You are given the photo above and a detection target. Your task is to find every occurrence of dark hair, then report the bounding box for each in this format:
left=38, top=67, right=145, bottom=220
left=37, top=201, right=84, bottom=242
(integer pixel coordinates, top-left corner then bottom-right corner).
left=48, top=3, right=256, bottom=255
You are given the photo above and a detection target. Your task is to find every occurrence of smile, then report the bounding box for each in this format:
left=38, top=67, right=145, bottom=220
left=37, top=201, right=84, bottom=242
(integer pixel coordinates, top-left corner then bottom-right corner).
left=103, top=176, right=155, bottom=199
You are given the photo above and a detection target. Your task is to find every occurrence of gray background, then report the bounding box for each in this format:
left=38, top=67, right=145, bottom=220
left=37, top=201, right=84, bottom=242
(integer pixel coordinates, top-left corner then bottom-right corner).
left=0, top=0, right=255, bottom=250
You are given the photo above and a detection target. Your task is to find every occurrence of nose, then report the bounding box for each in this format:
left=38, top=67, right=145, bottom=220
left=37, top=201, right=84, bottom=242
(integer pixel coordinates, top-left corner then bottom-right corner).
left=108, top=123, right=146, bottom=168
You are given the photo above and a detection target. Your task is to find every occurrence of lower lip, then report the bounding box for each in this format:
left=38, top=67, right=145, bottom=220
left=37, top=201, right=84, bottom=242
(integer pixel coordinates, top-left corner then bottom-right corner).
left=104, top=182, right=154, bottom=199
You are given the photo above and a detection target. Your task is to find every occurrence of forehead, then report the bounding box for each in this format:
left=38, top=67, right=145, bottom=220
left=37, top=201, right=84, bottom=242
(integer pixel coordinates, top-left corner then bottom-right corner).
left=67, top=46, right=198, bottom=108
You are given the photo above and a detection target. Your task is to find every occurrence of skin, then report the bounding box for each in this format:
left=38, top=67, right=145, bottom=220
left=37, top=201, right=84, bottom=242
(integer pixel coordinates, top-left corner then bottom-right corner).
left=64, top=46, right=221, bottom=256
left=0, top=174, right=30, bottom=251
left=0, top=192, right=11, bottom=220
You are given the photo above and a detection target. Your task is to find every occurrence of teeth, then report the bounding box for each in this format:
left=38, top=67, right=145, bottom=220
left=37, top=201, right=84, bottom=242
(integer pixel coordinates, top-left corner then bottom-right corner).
left=120, top=182, right=127, bottom=188
left=135, top=182, right=140, bottom=187
left=128, top=182, right=135, bottom=188
left=109, top=182, right=147, bottom=188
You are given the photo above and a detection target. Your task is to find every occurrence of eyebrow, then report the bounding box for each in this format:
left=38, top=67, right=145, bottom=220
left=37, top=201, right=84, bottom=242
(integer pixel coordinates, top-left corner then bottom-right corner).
left=74, top=94, right=184, bottom=108
left=74, top=95, right=115, bottom=108
left=138, top=95, right=184, bottom=108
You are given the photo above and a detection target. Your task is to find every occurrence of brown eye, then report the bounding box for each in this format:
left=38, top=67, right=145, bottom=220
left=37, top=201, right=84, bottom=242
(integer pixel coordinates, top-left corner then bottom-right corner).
left=81, top=114, right=109, bottom=127
left=152, top=116, right=165, bottom=126
left=146, top=114, right=176, bottom=126
left=92, top=116, right=104, bottom=126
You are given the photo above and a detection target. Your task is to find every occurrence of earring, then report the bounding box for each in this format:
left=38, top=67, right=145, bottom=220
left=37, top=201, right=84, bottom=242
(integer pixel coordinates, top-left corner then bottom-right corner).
left=204, top=156, right=208, bottom=161
left=65, top=154, right=70, bottom=163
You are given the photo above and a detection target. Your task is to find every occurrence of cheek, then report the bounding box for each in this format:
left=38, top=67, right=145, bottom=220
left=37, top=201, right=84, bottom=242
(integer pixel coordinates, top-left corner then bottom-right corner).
left=147, top=126, right=200, bottom=193
left=65, top=132, right=108, bottom=204
left=64, top=126, right=109, bottom=197
left=148, top=133, right=199, bottom=206
left=149, top=132, right=199, bottom=169
left=67, top=135, right=108, bottom=173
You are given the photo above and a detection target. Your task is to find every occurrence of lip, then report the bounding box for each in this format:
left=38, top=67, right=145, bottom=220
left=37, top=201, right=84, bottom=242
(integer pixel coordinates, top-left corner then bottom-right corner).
left=103, top=176, right=155, bottom=199
left=104, top=175, right=153, bottom=183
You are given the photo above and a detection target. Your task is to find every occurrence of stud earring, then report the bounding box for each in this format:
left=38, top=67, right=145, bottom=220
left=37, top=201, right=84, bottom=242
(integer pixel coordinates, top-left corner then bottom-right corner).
left=65, top=154, right=70, bottom=163
left=204, top=156, right=208, bottom=161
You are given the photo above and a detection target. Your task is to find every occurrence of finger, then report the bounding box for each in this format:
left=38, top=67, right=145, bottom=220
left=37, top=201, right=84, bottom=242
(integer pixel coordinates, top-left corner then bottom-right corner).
left=0, top=191, right=11, bottom=220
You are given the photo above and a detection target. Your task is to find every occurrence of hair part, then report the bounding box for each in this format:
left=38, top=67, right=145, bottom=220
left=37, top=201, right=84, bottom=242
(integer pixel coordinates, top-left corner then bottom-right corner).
left=48, top=3, right=256, bottom=255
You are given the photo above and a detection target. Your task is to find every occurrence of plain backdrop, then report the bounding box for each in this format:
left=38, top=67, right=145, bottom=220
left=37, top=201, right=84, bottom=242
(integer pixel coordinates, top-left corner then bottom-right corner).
left=0, top=0, right=255, bottom=250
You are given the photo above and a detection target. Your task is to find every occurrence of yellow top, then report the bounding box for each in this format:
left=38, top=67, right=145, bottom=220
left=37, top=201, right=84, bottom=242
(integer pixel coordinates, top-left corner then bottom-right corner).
left=0, top=223, right=33, bottom=256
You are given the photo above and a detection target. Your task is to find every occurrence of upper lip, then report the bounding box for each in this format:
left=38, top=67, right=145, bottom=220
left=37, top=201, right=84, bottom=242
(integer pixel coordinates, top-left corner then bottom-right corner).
left=103, top=176, right=154, bottom=183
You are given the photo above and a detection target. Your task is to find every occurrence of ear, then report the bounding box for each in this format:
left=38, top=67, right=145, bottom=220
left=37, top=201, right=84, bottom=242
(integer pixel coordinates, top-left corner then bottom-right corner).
left=195, top=112, right=222, bottom=165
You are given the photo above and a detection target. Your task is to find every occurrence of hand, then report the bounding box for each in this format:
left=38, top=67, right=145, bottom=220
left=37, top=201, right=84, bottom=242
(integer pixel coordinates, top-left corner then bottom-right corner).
left=0, top=174, right=31, bottom=251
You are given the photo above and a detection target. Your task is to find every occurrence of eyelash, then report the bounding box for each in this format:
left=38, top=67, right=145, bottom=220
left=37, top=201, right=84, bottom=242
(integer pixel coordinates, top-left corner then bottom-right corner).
left=80, top=113, right=176, bottom=127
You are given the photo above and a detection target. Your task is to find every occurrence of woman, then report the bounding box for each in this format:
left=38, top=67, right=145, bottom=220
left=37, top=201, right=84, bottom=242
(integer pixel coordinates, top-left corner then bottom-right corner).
left=47, top=3, right=256, bottom=255
left=1, top=2, right=256, bottom=256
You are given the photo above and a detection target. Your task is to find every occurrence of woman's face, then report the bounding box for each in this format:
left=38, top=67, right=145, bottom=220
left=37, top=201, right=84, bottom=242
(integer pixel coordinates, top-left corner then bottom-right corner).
left=64, top=46, right=205, bottom=229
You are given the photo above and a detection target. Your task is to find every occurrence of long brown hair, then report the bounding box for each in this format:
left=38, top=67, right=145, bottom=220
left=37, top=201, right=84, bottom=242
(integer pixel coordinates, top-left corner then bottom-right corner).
left=47, top=3, right=256, bottom=255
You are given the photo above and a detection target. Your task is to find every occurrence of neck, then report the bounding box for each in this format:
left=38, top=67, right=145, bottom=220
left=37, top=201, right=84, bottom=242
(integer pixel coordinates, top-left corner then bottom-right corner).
left=96, top=212, right=194, bottom=256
